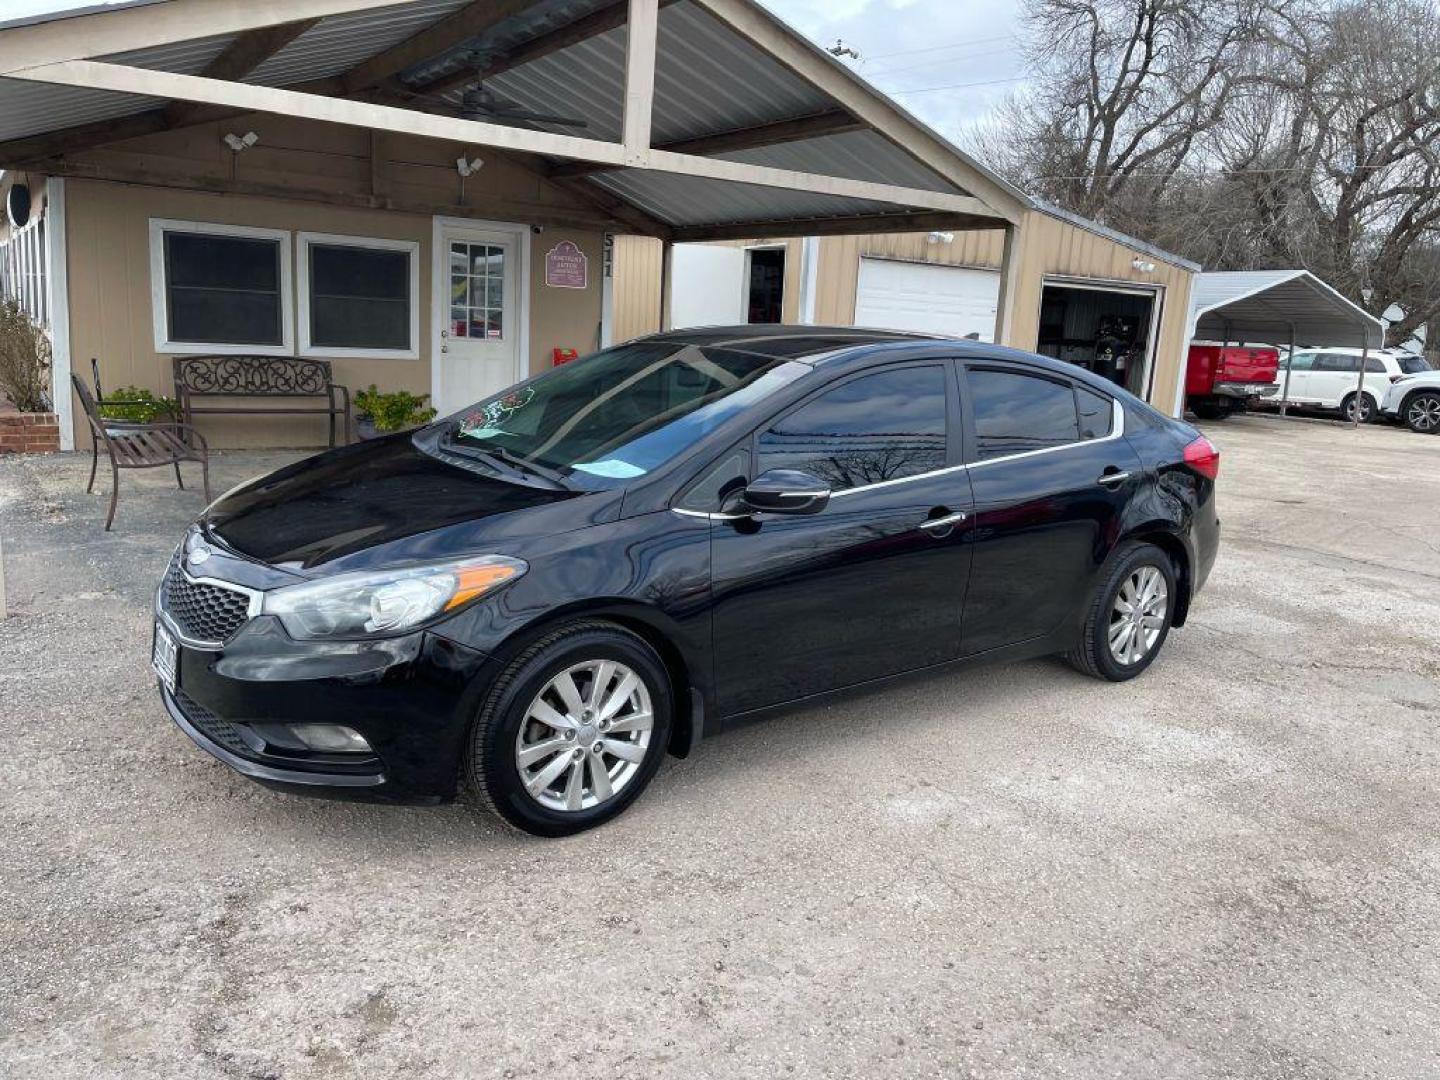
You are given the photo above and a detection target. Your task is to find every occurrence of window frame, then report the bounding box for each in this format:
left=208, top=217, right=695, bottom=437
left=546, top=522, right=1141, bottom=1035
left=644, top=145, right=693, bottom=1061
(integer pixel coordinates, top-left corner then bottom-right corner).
left=745, top=360, right=960, bottom=498
left=297, top=231, right=420, bottom=360
left=148, top=218, right=294, bottom=356
left=959, top=360, right=1122, bottom=468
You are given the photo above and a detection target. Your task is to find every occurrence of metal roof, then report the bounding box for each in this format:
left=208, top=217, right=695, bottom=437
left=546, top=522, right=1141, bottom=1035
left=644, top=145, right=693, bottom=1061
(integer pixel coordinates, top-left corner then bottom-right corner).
left=592, top=168, right=908, bottom=227
left=1189, top=271, right=1385, bottom=349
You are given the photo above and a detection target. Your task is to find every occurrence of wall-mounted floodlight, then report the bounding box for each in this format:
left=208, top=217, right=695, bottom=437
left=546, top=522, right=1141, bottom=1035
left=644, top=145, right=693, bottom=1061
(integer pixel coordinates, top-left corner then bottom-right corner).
left=926, top=231, right=955, bottom=245
left=223, top=131, right=259, bottom=152
left=456, top=156, right=485, bottom=178
left=1131, top=257, right=1156, bottom=273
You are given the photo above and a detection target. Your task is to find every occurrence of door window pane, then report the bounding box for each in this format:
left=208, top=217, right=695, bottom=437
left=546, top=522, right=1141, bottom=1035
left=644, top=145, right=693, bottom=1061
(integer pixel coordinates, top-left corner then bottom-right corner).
left=1317, top=353, right=1359, bottom=372
left=969, top=369, right=1080, bottom=458
left=450, top=241, right=505, bottom=340
left=163, top=231, right=282, bottom=345
left=757, top=367, right=948, bottom=490
left=1077, top=386, right=1113, bottom=439
left=308, top=243, right=411, bottom=350
left=1286, top=352, right=1315, bottom=371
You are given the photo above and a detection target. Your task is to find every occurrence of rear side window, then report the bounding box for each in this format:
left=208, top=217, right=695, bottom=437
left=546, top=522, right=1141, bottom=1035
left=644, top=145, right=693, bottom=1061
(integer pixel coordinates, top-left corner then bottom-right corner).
left=1316, top=353, right=1359, bottom=372
left=1398, top=355, right=1431, bottom=374
left=968, top=369, right=1080, bottom=458
left=757, top=367, right=947, bottom=490
left=1077, top=386, right=1113, bottom=440
left=1365, top=357, right=1387, bottom=373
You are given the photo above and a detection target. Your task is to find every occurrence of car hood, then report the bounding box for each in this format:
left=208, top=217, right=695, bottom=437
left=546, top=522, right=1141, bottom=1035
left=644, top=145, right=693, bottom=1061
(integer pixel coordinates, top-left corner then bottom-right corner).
left=204, top=432, right=616, bottom=573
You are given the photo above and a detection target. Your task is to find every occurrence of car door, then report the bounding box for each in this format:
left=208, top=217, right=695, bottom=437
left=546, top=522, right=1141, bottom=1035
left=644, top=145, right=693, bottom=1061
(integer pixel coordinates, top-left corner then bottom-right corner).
left=958, top=362, right=1144, bottom=656
left=1311, top=352, right=1358, bottom=407
left=706, top=362, right=974, bottom=717
left=1277, top=350, right=1316, bottom=401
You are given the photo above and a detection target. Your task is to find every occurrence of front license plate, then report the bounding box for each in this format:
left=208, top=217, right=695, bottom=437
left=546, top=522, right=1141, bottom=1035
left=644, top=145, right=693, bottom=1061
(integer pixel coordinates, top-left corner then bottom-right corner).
left=152, top=621, right=178, bottom=695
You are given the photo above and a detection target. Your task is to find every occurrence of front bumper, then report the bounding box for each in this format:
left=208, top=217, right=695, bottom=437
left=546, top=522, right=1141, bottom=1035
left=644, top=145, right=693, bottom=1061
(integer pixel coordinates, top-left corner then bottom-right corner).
left=158, top=617, right=493, bottom=803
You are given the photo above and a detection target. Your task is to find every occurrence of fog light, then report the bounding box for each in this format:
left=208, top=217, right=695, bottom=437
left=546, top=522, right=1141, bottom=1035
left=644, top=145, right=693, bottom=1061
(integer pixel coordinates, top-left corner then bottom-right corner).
left=287, top=723, right=372, bottom=753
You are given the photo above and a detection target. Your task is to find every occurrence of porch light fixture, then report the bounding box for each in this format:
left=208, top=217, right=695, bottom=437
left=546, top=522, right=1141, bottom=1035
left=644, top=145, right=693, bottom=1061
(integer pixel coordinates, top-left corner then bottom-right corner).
left=1131, top=257, right=1156, bottom=273
left=223, top=131, right=259, bottom=152
left=926, top=231, right=954, bottom=245
left=456, top=156, right=484, bottom=178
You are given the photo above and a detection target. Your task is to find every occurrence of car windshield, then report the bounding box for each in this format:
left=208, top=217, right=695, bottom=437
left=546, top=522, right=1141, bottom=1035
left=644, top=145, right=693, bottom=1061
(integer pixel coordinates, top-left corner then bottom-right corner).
left=443, top=341, right=809, bottom=488
left=1397, top=355, right=1431, bottom=374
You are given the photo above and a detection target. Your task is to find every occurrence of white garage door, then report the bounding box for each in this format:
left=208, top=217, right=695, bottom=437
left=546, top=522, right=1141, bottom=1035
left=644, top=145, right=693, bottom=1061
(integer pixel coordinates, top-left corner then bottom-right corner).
left=854, top=258, right=1001, bottom=340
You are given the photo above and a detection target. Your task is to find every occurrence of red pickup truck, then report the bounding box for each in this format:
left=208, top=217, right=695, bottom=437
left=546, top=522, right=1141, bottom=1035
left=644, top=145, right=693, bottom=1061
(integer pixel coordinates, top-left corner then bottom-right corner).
left=1185, top=344, right=1280, bottom=419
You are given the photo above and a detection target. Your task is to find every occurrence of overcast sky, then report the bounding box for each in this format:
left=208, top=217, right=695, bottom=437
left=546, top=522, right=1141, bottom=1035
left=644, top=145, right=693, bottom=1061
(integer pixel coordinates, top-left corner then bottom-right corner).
left=6, top=0, right=1029, bottom=136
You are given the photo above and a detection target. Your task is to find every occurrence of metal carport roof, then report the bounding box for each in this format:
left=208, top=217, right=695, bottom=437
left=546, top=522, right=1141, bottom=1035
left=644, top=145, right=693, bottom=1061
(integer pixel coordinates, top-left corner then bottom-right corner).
left=1189, top=270, right=1384, bottom=349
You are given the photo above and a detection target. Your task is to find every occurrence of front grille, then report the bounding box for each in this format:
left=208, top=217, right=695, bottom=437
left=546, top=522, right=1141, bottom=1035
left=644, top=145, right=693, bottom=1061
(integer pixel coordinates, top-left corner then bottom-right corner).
left=174, top=689, right=257, bottom=759
left=160, top=555, right=252, bottom=645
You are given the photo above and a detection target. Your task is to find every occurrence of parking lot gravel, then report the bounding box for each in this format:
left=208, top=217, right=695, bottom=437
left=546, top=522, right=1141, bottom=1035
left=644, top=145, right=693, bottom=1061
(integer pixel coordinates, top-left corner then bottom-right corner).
left=2, top=414, right=1438, bottom=1079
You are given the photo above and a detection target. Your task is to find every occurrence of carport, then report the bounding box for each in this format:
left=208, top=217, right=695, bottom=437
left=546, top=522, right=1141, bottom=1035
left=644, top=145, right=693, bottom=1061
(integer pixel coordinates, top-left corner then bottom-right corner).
left=0, top=0, right=1037, bottom=450
left=1185, top=270, right=1385, bottom=421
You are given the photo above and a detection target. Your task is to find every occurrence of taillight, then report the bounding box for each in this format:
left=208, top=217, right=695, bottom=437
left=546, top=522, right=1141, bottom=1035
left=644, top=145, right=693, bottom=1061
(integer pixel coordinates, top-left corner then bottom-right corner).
left=1183, top=435, right=1220, bottom=479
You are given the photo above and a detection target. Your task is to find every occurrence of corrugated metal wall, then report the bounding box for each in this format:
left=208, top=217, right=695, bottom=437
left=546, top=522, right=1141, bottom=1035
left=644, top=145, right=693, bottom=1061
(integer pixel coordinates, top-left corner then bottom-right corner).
left=611, top=211, right=1196, bottom=413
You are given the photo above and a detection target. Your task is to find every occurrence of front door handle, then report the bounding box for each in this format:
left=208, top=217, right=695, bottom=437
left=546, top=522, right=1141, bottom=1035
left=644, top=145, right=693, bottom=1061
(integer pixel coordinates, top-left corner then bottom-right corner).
left=1097, top=470, right=1131, bottom=488
left=919, top=511, right=968, bottom=533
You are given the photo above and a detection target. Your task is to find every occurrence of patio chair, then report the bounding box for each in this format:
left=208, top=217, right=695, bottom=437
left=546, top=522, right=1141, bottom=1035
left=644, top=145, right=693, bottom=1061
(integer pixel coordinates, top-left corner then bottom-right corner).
left=72, top=364, right=212, bottom=531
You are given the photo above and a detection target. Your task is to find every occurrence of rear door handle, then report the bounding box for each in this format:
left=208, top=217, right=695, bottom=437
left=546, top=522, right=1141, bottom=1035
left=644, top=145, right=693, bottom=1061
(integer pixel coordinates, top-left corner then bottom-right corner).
left=1097, top=471, right=1130, bottom=488
left=919, top=511, right=968, bottom=532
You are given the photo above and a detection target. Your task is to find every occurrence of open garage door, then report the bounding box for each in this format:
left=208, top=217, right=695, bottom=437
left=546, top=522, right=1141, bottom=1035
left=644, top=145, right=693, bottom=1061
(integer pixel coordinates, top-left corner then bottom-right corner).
left=854, top=258, right=1000, bottom=340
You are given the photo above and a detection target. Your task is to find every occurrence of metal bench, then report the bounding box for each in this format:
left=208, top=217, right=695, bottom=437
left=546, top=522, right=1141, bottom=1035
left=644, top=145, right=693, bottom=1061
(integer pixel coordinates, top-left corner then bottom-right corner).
left=172, top=355, right=351, bottom=448
left=73, top=368, right=211, bottom=531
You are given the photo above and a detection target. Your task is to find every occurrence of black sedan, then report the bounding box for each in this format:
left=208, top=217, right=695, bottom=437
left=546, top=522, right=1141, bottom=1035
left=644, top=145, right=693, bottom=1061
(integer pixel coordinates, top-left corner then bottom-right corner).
left=153, top=328, right=1220, bottom=836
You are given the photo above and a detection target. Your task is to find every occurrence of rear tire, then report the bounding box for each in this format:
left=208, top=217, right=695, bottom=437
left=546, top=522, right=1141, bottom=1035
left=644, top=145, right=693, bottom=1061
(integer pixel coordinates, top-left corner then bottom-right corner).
left=1341, top=392, right=1377, bottom=424
left=1403, top=391, right=1440, bottom=434
left=1065, top=543, right=1177, bottom=682
left=1192, top=402, right=1226, bottom=421
left=464, top=620, right=672, bottom=837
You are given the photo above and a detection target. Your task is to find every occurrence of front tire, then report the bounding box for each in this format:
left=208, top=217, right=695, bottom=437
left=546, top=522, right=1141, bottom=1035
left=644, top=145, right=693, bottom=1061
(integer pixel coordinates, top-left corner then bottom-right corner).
left=1065, top=543, right=1177, bottom=682
left=1341, top=392, right=1377, bottom=424
left=465, top=621, right=672, bottom=836
left=1403, top=391, right=1440, bottom=434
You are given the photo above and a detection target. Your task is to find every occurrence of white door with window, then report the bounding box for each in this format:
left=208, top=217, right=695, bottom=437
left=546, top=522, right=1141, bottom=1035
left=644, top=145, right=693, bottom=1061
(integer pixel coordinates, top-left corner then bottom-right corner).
left=854, top=258, right=1001, bottom=340
left=435, top=222, right=524, bottom=413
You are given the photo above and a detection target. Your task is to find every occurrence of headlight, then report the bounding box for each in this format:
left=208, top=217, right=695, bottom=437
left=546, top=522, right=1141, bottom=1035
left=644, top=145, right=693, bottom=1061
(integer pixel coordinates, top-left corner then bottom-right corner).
left=262, top=555, right=526, bottom=640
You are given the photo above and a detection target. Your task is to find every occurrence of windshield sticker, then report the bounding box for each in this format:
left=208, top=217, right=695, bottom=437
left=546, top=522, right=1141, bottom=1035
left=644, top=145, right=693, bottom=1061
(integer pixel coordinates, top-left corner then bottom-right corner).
left=459, top=387, right=535, bottom=435
left=572, top=459, right=647, bottom=479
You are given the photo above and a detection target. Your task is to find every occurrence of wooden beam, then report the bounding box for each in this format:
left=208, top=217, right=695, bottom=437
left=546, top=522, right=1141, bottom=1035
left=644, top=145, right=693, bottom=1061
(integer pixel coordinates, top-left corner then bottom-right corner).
left=550, top=109, right=860, bottom=180
left=622, top=0, right=659, bottom=155
left=26, top=156, right=640, bottom=234
left=0, top=0, right=410, bottom=78
left=164, top=19, right=321, bottom=126
left=0, top=111, right=170, bottom=166
left=411, top=0, right=682, bottom=97
left=671, top=211, right=1001, bottom=243
left=8, top=61, right=1003, bottom=218
left=688, top=0, right=1026, bottom=224
left=338, top=0, right=534, bottom=94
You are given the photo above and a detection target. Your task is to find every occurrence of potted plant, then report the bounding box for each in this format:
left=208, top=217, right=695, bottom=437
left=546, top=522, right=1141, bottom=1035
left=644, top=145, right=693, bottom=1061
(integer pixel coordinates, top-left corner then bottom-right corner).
left=353, top=385, right=438, bottom=440
left=0, top=298, right=59, bottom=454
left=98, top=386, right=179, bottom=424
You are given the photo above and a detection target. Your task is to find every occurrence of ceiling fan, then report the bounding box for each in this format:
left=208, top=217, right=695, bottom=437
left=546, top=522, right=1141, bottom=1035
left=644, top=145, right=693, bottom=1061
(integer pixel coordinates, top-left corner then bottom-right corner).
left=400, top=81, right=588, bottom=130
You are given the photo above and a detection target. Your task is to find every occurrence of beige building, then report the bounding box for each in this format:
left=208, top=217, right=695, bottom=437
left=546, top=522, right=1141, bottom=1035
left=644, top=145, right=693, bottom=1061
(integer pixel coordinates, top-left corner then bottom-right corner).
left=0, top=0, right=1197, bottom=454
left=613, top=204, right=1198, bottom=415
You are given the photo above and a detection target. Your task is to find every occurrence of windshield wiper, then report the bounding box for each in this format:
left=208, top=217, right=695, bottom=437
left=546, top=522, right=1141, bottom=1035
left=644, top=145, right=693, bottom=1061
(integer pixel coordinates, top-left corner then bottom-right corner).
left=479, top=444, right=572, bottom=487
left=439, top=425, right=569, bottom=490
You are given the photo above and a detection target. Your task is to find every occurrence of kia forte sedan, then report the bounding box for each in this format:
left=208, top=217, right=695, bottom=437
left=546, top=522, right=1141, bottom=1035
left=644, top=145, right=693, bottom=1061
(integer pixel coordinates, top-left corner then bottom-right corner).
left=153, top=328, right=1220, bottom=836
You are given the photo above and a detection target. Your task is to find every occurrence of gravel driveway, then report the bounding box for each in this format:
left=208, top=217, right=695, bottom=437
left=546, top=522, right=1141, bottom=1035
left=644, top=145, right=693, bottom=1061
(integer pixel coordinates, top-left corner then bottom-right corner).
left=2, top=416, right=1437, bottom=1079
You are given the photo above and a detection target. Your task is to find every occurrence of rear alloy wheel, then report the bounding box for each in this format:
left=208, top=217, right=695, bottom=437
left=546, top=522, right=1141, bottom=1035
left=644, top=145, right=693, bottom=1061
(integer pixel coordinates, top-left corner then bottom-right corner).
left=1342, top=392, right=1377, bottom=424
left=1404, top=391, right=1440, bottom=434
left=1065, top=542, right=1177, bottom=682
left=466, top=621, right=671, bottom=836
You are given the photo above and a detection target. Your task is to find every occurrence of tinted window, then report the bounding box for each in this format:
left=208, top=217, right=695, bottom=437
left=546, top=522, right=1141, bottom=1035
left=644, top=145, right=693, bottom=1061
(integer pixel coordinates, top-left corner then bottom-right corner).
left=680, top=447, right=750, bottom=511
left=310, top=243, right=411, bottom=350
left=1364, top=357, right=1387, bottom=373
left=969, top=369, right=1079, bottom=458
left=1316, top=353, right=1359, bottom=372
left=1077, top=386, right=1113, bottom=440
left=757, top=367, right=947, bottom=490
left=1398, top=355, right=1431, bottom=374
left=164, top=231, right=282, bottom=345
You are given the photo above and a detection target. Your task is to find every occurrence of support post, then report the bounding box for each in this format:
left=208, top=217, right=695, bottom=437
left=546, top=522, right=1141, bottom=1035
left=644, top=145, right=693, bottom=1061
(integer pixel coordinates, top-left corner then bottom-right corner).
left=993, top=221, right=1023, bottom=345
left=1351, top=341, right=1370, bottom=428
left=1279, top=322, right=1296, bottom=418
left=799, top=236, right=819, bottom=325
left=659, top=239, right=674, bottom=332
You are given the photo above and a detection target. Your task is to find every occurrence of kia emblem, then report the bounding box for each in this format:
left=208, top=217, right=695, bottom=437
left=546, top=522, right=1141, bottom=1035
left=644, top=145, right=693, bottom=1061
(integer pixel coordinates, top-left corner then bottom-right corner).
left=187, top=546, right=211, bottom=566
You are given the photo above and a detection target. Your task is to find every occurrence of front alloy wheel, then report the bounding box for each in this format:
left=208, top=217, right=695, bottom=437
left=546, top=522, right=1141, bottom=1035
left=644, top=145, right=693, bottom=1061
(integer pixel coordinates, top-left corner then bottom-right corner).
left=466, top=621, right=671, bottom=836
left=1404, top=392, right=1440, bottom=434
left=1108, top=566, right=1168, bottom=666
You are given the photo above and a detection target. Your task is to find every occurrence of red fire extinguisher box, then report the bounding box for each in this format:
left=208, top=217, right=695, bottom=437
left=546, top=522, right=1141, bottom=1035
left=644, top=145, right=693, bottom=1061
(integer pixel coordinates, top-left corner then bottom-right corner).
left=552, top=347, right=579, bottom=366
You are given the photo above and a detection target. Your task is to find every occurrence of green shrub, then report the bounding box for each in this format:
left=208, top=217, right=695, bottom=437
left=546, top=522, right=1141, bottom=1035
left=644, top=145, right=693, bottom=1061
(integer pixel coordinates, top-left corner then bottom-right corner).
left=355, top=385, right=437, bottom=432
left=0, top=299, right=51, bottom=413
left=98, top=385, right=179, bottom=424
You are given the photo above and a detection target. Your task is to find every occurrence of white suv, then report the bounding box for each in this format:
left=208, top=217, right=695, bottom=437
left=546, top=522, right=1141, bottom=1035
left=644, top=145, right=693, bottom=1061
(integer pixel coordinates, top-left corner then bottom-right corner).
left=1271, top=348, right=1430, bottom=422
left=1382, top=368, right=1440, bottom=433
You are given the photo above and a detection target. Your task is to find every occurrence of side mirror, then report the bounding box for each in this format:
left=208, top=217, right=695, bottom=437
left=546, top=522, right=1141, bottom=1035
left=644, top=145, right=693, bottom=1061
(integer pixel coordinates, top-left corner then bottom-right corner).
left=741, top=468, right=831, bottom=516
